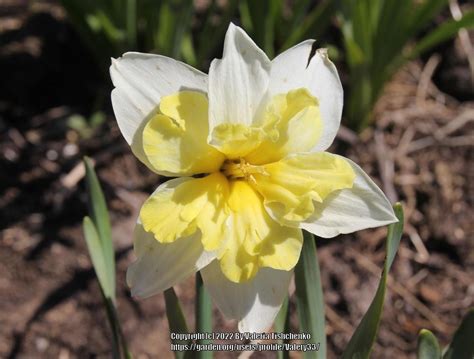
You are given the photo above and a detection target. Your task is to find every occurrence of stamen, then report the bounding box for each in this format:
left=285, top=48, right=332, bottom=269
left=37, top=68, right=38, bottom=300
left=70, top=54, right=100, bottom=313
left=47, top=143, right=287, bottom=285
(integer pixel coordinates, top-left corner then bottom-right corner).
left=220, top=158, right=268, bottom=181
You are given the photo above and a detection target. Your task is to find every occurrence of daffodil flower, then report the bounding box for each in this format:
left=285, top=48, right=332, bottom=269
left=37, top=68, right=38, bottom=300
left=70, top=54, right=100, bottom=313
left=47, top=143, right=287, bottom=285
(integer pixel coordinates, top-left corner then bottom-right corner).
left=110, top=24, right=397, bottom=332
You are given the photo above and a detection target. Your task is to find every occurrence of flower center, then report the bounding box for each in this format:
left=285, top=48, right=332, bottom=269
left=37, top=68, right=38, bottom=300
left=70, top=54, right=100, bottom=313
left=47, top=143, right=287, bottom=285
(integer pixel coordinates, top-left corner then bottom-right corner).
left=220, top=158, right=268, bottom=182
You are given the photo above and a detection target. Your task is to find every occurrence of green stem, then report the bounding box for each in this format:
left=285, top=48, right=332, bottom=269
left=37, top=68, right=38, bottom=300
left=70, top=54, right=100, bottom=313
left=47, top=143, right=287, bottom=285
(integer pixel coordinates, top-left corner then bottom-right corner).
left=195, top=272, right=212, bottom=358
left=103, top=296, right=122, bottom=359
left=275, top=296, right=290, bottom=359
left=164, top=288, right=190, bottom=359
left=111, top=301, right=132, bottom=359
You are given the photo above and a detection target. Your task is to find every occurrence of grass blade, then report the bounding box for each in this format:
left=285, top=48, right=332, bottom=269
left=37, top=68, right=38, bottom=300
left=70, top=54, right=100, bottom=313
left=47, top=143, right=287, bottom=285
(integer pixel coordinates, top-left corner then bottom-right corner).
left=341, top=203, right=404, bottom=359
left=295, top=230, right=326, bottom=358
left=417, top=329, right=441, bottom=359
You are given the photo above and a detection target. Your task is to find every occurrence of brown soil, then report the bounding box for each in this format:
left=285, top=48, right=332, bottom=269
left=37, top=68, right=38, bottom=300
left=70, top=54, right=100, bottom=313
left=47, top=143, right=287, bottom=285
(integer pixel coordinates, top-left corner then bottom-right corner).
left=1, top=2, right=473, bottom=359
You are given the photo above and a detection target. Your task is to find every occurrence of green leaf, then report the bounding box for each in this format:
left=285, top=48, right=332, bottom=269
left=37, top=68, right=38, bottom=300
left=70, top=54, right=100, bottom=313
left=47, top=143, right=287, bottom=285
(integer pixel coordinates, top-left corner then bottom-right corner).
left=83, top=217, right=110, bottom=296
left=337, top=0, right=469, bottom=131
left=274, top=295, right=289, bottom=334
left=171, top=0, right=194, bottom=59
left=444, top=309, right=474, bottom=359
left=238, top=0, right=252, bottom=32
left=90, top=111, right=106, bottom=128
left=82, top=218, right=128, bottom=358
left=104, top=296, right=132, bottom=359
left=341, top=203, right=404, bottom=359
left=241, top=0, right=282, bottom=57
left=343, top=34, right=366, bottom=67
left=195, top=272, right=212, bottom=359
left=156, top=0, right=194, bottom=59
left=282, top=0, right=337, bottom=51
left=84, top=157, right=115, bottom=301
left=83, top=160, right=129, bottom=357
left=157, top=3, right=175, bottom=54
left=93, top=10, right=125, bottom=43
left=408, top=0, right=448, bottom=34
left=84, top=157, right=112, bottom=251
left=286, top=0, right=312, bottom=33
left=274, top=296, right=290, bottom=359
left=407, top=9, right=474, bottom=60
left=181, top=33, right=197, bottom=67
left=196, top=0, right=239, bottom=67
left=125, top=0, right=137, bottom=49
left=61, top=1, right=121, bottom=49
left=417, top=329, right=441, bottom=359
left=295, top=230, right=326, bottom=359
left=386, top=204, right=404, bottom=270
left=164, top=288, right=190, bottom=359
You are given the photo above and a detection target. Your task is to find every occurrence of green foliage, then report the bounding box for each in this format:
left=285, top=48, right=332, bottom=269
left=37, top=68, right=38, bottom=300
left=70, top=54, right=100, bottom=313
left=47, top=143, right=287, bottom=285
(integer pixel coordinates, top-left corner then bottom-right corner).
left=60, top=0, right=197, bottom=73
left=164, top=288, right=191, bottom=359
left=280, top=1, right=338, bottom=51
left=240, top=0, right=337, bottom=57
left=61, top=0, right=337, bottom=74
left=195, top=272, right=212, bottom=358
left=82, top=157, right=130, bottom=359
left=443, top=309, right=474, bottom=359
left=61, top=0, right=474, bottom=129
left=68, top=112, right=105, bottom=139
left=341, top=203, right=404, bottom=359
left=339, top=0, right=474, bottom=130
left=84, top=156, right=115, bottom=301
left=195, top=0, right=239, bottom=67
left=295, top=230, right=326, bottom=359
left=83, top=217, right=112, bottom=298
left=417, top=329, right=442, bottom=359
left=293, top=205, right=404, bottom=359
left=416, top=309, right=474, bottom=359
left=59, top=0, right=135, bottom=74
left=83, top=159, right=192, bottom=358
left=153, top=0, right=194, bottom=59
left=239, top=0, right=282, bottom=58
left=274, top=296, right=290, bottom=359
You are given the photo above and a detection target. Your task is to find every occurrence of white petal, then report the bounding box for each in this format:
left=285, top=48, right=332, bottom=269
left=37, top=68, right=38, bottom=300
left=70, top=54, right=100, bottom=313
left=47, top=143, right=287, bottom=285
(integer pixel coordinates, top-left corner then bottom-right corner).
left=126, top=222, right=215, bottom=298
left=110, top=53, right=208, bottom=167
left=208, top=23, right=271, bottom=132
left=201, top=260, right=291, bottom=332
left=269, top=41, right=343, bottom=152
left=301, top=157, right=398, bottom=237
